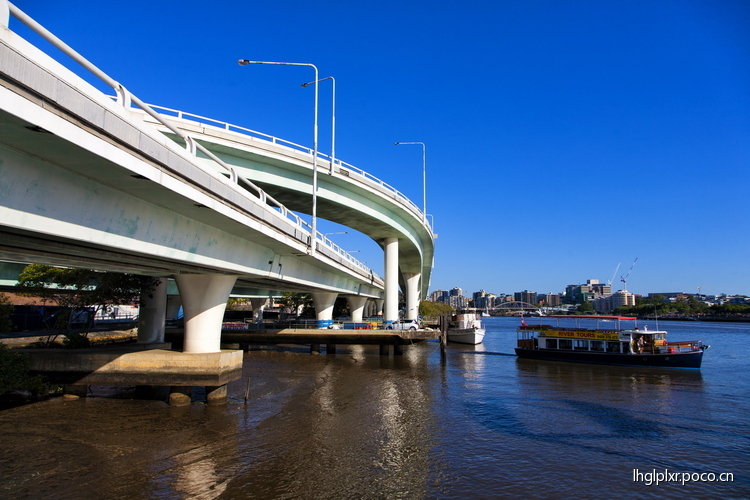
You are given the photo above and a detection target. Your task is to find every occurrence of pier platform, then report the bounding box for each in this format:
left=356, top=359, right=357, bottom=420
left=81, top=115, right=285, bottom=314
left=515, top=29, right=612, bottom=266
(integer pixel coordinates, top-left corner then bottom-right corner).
left=19, top=344, right=243, bottom=406
left=166, top=327, right=441, bottom=352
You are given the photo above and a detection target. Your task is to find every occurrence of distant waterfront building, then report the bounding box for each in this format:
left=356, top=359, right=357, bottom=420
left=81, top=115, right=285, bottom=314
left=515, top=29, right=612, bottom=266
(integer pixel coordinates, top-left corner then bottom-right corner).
left=473, top=289, right=498, bottom=310
left=566, top=279, right=612, bottom=304
left=429, top=288, right=469, bottom=308
left=514, top=290, right=538, bottom=305
left=591, top=290, right=636, bottom=313
left=448, top=294, right=469, bottom=309
left=429, top=289, right=450, bottom=303
left=539, top=293, right=562, bottom=307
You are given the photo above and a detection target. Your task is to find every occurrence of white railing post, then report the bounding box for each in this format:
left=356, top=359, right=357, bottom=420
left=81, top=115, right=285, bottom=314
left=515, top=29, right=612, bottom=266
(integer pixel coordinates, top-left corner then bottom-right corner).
left=1, top=0, right=10, bottom=29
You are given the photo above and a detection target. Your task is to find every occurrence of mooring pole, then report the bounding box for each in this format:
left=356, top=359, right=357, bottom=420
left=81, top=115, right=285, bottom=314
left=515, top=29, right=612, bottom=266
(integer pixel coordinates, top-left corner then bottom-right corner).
left=440, top=314, right=448, bottom=358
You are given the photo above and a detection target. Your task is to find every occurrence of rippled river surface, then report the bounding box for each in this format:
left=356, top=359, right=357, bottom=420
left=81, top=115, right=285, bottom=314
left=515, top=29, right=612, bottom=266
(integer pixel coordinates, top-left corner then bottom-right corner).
left=1, top=317, right=748, bottom=499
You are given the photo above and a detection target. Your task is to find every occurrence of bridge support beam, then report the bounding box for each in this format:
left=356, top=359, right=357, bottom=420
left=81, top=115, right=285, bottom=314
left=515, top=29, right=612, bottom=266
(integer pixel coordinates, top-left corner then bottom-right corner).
left=403, top=272, right=421, bottom=320
left=175, top=274, right=238, bottom=353
left=383, top=237, right=399, bottom=324
left=347, top=296, right=369, bottom=323
left=312, top=292, right=337, bottom=328
left=137, top=278, right=167, bottom=344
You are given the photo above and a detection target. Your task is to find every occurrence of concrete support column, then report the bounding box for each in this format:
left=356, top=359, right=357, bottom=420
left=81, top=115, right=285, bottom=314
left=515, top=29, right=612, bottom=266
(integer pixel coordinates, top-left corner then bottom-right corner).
left=403, top=272, right=421, bottom=320
left=137, top=278, right=167, bottom=344
left=383, top=237, right=399, bottom=324
left=250, top=298, right=267, bottom=325
left=312, top=292, right=337, bottom=328
left=175, top=274, right=237, bottom=353
left=347, top=296, right=369, bottom=323
left=374, top=299, right=384, bottom=317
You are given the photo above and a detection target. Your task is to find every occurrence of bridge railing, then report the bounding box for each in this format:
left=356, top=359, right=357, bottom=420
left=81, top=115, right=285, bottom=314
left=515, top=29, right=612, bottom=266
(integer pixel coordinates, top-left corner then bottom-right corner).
left=4, top=1, right=381, bottom=283
left=140, top=104, right=432, bottom=235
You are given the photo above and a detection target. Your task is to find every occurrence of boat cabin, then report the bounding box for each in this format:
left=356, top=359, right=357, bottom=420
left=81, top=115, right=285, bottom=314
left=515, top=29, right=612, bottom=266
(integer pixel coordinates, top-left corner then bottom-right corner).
left=517, top=315, right=699, bottom=355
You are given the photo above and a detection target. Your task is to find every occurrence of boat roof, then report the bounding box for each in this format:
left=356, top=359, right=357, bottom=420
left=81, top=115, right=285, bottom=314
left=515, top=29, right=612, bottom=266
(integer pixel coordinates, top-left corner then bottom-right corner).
left=533, top=315, right=638, bottom=320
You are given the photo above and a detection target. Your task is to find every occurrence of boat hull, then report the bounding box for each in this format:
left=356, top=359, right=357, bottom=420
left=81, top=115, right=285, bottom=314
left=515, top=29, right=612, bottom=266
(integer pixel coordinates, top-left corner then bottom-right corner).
left=448, top=328, right=485, bottom=345
left=514, top=348, right=704, bottom=368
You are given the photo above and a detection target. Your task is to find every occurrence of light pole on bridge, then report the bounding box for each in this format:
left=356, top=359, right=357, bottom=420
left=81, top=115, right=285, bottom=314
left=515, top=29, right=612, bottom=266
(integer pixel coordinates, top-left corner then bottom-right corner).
left=302, top=76, right=335, bottom=174
left=238, top=59, right=320, bottom=255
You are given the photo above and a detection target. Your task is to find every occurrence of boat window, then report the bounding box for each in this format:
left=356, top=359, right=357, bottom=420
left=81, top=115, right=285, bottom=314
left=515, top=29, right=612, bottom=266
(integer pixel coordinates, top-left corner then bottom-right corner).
left=544, top=338, right=558, bottom=349
left=573, top=340, right=588, bottom=351
left=559, top=339, right=573, bottom=350
left=590, top=341, right=604, bottom=352
left=606, top=341, right=620, bottom=353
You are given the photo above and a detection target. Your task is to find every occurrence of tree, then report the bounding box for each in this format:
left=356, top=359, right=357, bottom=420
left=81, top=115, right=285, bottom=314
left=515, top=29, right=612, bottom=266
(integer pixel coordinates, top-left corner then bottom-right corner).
left=16, top=265, right=160, bottom=347
left=577, top=300, right=594, bottom=314
left=419, top=300, right=453, bottom=318
left=0, top=293, right=13, bottom=335
left=277, top=292, right=314, bottom=318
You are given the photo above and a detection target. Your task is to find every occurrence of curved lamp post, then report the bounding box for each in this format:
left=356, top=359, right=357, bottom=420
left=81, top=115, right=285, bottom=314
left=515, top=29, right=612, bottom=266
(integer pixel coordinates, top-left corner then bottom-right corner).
left=238, top=59, right=319, bottom=254
left=394, top=141, right=426, bottom=224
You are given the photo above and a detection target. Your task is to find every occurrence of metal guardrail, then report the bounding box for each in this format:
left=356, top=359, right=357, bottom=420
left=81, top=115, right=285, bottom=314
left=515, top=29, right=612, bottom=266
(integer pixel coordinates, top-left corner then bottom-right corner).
left=140, top=104, right=432, bottom=233
left=3, top=1, right=382, bottom=283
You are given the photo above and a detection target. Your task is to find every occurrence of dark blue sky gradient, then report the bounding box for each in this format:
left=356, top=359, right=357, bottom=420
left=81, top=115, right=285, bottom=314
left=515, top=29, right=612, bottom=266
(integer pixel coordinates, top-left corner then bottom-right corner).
left=10, top=0, right=749, bottom=296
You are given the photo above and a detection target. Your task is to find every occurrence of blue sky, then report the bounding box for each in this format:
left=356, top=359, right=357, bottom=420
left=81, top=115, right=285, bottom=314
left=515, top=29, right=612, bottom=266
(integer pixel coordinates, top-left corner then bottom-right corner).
left=10, top=0, right=750, bottom=297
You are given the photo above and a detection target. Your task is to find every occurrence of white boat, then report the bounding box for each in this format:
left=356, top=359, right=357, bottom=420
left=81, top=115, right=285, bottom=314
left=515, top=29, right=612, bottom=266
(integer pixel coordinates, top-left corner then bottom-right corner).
left=448, top=311, right=486, bottom=344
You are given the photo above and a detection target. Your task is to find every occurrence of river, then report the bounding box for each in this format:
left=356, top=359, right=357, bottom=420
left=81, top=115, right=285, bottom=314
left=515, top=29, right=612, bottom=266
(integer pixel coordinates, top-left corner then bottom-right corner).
left=0, top=317, right=748, bottom=499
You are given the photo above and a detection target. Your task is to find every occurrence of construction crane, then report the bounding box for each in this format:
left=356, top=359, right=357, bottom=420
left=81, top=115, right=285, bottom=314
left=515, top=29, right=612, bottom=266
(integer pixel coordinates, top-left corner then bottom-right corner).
left=607, top=263, right=621, bottom=287
left=696, top=286, right=710, bottom=297
left=620, top=258, right=638, bottom=290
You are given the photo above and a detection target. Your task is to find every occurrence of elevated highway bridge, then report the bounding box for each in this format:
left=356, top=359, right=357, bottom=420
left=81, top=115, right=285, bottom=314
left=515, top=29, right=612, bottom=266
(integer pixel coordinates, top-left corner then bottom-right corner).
left=0, top=0, right=435, bottom=396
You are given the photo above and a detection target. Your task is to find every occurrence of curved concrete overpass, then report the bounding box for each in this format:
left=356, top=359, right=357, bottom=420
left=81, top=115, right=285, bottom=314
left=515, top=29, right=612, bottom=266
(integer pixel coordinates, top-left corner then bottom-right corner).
left=0, top=2, right=435, bottom=354
left=138, top=110, right=435, bottom=299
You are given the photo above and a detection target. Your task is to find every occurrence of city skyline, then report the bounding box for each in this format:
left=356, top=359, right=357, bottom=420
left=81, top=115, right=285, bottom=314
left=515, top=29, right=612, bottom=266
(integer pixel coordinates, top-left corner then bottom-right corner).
left=430, top=281, right=746, bottom=301
left=10, top=0, right=749, bottom=297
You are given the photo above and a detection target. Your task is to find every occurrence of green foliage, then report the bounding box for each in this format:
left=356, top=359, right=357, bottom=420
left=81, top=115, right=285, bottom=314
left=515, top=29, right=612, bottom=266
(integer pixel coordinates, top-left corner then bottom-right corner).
left=613, top=295, right=748, bottom=317
left=0, top=293, right=13, bottom=334
left=227, top=298, right=252, bottom=310
left=15, top=264, right=161, bottom=345
left=278, top=293, right=314, bottom=318
left=419, top=300, right=453, bottom=318
left=577, top=301, right=594, bottom=313
left=0, top=344, right=46, bottom=395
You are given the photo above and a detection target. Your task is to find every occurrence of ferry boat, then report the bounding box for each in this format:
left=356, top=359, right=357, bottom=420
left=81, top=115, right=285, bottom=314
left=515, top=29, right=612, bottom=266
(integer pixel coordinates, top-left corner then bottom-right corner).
left=448, top=311, right=485, bottom=344
left=515, top=315, right=708, bottom=368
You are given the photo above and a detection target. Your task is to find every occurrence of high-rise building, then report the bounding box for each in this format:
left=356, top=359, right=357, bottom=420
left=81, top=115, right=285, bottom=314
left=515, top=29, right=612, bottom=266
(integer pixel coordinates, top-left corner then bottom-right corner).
left=514, top=290, right=537, bottom=304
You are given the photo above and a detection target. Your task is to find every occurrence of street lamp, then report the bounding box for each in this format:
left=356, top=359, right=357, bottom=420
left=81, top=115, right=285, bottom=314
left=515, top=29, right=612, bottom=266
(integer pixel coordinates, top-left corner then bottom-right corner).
left=238, top=59, right=319, bottom=254
left=324, top=231, right=348, bottom=236
left=394, top=141, right=426, bottom=223
left=302, top=76, right=335, bottom=174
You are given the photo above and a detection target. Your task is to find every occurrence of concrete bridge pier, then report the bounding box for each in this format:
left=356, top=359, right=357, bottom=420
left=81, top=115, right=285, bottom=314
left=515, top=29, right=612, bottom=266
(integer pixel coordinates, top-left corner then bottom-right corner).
left=347, top=296, right=369, bottom=322
left=137, top=278, right=167, bottom=344
left=374, top=299, right=384, bottom=318
left=171, top=274, right=240, bottom=405
left=312, top=292, right=337, bottom=328
left=250, top=298, right=267, bottom=325
left=403, top=272, right=421, bottom=320
left=383, top=237, right=399, bottom=325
